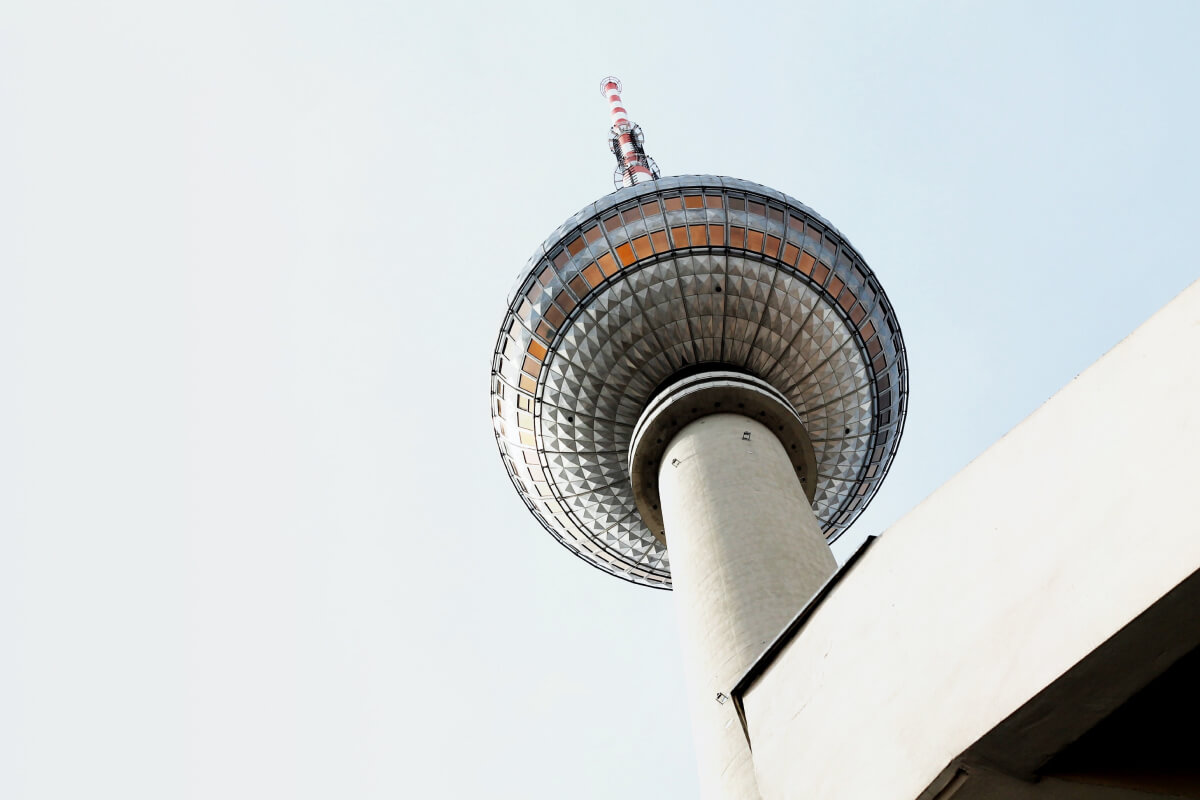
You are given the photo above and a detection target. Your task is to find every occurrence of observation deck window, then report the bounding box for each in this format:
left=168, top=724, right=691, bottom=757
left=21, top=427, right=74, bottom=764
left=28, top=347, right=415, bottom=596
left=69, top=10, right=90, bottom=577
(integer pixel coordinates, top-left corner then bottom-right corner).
left=583, top=263, right=604, bottom=288
left=616, top=242, right=636, bottom=266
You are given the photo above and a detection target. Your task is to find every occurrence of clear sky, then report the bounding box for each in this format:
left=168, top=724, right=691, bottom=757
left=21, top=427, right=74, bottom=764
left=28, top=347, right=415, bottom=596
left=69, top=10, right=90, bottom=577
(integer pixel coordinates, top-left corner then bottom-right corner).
left=2, top=1, right=1198, bottom=798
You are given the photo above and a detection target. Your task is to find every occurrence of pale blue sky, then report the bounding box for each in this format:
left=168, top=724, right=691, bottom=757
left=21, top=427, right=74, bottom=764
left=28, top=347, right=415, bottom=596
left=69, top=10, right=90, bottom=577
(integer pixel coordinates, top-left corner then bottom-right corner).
left=2, top=2, right=1198, bottom=798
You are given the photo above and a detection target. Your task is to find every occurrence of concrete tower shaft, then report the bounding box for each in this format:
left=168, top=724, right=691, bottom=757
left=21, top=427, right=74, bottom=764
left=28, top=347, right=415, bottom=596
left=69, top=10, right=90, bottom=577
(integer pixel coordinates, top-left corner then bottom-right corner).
left=630, top=374, right=838, bottom=798
left=663, top=414, right=837, bottom=798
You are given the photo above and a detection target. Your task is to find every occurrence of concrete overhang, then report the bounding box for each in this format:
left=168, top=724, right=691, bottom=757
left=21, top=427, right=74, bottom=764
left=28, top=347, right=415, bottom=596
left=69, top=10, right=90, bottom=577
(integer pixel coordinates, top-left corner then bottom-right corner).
left=731, top=280, right=1200, bottom=799
left=920, top=569, right=1200, bottom=799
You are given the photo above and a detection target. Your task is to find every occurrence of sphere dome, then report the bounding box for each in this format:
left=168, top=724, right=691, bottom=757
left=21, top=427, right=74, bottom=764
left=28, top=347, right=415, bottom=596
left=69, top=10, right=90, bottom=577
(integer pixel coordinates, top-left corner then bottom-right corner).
left=490, top=176, right=908, bottom=588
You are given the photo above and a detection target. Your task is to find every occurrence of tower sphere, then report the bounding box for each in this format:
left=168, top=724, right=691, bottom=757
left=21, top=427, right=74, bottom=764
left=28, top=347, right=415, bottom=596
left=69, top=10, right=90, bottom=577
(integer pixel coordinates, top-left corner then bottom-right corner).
left=490, top=175, right=908, bottom=588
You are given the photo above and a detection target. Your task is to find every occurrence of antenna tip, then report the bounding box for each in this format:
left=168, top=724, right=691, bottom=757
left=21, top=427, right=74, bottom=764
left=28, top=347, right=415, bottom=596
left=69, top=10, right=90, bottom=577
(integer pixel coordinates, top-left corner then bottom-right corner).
left=600, top=76, right=622, bottom=96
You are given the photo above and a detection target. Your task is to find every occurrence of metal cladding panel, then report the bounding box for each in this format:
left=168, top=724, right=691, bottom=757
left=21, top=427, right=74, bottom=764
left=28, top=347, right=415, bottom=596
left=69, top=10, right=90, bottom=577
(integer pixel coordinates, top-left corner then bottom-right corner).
left=491, top=176, right=909, bottom=588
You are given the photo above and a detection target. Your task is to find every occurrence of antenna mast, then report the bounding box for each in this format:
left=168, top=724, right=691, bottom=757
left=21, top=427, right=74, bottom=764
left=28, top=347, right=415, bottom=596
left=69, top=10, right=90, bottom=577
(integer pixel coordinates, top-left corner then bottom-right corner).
left=601, top=77, right=661, bottom=190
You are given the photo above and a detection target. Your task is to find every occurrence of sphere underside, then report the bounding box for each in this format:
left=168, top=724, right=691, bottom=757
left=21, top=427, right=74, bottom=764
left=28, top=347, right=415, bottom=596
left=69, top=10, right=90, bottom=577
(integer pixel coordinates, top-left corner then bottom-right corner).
left=491, top=176, right=907, bottom=588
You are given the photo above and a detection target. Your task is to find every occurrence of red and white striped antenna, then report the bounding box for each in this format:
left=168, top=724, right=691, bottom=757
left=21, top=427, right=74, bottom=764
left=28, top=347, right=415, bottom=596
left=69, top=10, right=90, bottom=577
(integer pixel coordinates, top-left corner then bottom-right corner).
left=601, top=77, right=660, bottom=190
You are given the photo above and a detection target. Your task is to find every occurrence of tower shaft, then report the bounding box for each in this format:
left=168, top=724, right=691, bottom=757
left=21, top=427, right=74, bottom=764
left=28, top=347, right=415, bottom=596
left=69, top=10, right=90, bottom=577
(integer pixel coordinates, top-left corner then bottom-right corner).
left=658, top=413, right=837, bottom=799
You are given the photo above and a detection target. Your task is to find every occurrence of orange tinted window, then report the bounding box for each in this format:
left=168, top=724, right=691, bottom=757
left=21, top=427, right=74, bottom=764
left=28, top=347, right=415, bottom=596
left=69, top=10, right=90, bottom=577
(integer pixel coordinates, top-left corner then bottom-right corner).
left=747, top=230, right=764, bottom=251
left=616, top=242, right=636, bottom=266
left=555, top=289, right=576, bottom=313
left=526, top=283, right=542, bottom=303
left=568, top=275, right=588, bottom=297
left=566, top=237, right=584, bottom=255
left=670, top=226, right=689, bottom=246
left=521, top=355, right=541, bottom=375
left=650, top=230, right=669, bottom=252
left=798, top=252, right=815, bottom=275
left=535, top=321, right=553, bottom=340
left=729, top=227, right=746, bottom=248
left=597, top=252, right=619, bottom=276
left=861, top=321, right=876, bottom=340
left=519, top=374, right=537, bottom=393
left=708, top=225, right=725, bottom=246
left=603, top=215, right=621, bottom=231
left=813, top=262, right=830, bottom=284
left=704, top=194, right=723, bottom=208
left=688, top=224, right=706, bottom=245
left=782, top=243, right=800, bottom=265
left=583, top=263, right=604, bottom=287
left=765, top=235, right=781, bottom=257
left=583, top=226, right=602, bottom=244
left=684, top=195, right=704, bottom=209
left=749, top=201, right=766, bottom=217
left=640, top=200, right=661, bottom=216
left=665, top=197, right=683, bottom=211
left=631, top=235, right=651, bottom=258
left=829, top=276, right=845, bottom=297
left=538, top=267, right=553, bottom=285
left=545, top=305, right=565, bottom=327
left=518, top=299, right=532, bottom=320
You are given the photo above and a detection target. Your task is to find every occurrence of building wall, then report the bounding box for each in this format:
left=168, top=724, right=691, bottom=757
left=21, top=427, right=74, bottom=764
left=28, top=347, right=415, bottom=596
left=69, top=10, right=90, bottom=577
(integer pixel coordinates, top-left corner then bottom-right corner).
left=740, top=280, right=1200, bottom=800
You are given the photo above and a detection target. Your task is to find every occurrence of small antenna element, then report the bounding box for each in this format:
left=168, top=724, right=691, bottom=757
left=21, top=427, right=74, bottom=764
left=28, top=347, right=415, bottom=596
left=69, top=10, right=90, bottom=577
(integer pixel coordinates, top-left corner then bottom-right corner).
left=601, top=77, right=661, bottom=190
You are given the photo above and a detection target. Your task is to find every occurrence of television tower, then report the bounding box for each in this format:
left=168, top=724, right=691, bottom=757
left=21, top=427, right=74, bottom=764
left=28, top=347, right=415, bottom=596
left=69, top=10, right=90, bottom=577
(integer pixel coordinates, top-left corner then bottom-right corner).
left=490, top=79, right=908, bottom=798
